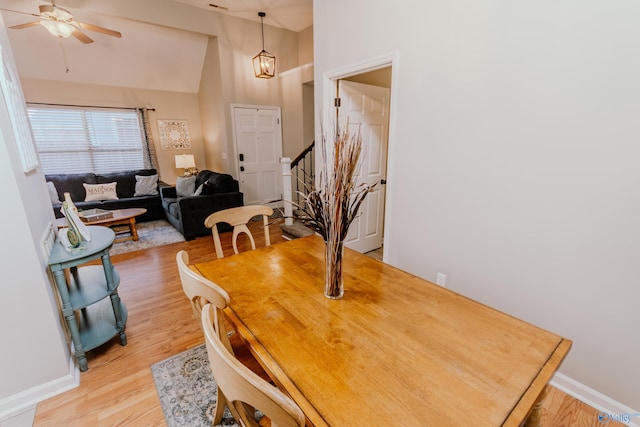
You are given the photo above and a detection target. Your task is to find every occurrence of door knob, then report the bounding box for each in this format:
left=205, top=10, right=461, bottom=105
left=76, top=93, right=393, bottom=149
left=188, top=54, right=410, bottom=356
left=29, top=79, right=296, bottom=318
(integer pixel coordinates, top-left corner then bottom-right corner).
left=381, top=179, right=387, bottom=185
left=240, top=166, right=245, bottom=172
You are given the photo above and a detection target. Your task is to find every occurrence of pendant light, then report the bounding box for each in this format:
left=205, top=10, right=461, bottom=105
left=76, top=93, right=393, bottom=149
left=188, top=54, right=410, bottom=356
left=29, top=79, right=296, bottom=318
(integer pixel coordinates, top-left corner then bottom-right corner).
left=252, top=12, right=276, bottom=78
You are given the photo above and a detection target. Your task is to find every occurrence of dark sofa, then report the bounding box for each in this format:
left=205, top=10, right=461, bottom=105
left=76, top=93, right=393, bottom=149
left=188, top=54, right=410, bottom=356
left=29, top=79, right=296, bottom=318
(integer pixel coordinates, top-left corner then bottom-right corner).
left=46, top=168, right=165, bottom=223
left=160, top=170, right=243, bottom=240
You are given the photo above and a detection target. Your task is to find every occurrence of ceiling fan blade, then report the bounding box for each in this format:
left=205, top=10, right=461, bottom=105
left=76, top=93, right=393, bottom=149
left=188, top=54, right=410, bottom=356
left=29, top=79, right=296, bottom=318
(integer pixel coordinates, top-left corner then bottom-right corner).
left=72, top=29, right=93, bottom=44
left=77, top=22, right=121, bottom=38
left=9, top=21, right=41, bottom=30
left=208, top=3, right=229, bottom=11
left=0, top=8, right=41, bottom=18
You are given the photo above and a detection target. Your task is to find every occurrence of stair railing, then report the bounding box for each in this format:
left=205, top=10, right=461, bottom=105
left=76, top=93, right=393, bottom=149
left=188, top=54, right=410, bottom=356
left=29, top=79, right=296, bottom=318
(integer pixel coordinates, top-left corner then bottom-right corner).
left=280, top=141, right=315, bottom=226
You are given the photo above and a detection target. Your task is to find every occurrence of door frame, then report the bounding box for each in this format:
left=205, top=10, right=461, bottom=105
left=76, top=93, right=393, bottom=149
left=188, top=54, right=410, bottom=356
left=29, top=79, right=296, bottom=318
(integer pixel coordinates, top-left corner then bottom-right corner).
left=230, top=103, right=283, bottom=207
left=321, top=52, right=400, bottom=262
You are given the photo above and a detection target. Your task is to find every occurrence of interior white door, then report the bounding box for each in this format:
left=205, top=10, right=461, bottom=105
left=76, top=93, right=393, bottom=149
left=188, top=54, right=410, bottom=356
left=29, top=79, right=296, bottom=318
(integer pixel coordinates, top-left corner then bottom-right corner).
left=338, top=80, right=390, bottom=253
left=232, top=106, right=283, bottom=207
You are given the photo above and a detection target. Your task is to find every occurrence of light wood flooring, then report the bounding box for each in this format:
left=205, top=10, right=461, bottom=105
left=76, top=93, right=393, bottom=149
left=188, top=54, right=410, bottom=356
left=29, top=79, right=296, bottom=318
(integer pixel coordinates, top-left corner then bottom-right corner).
left=33, top=217, right=620, bottom=426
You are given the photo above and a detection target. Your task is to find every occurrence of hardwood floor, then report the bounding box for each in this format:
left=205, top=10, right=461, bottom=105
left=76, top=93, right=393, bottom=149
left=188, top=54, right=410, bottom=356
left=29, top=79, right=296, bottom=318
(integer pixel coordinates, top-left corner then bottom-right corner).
left=33, top=217, right=619, bottom=426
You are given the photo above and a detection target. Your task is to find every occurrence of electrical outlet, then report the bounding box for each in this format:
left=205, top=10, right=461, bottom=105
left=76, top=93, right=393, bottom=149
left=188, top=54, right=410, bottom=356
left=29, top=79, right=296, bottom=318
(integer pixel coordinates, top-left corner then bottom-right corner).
left=436, top=272, right=447, bottom=287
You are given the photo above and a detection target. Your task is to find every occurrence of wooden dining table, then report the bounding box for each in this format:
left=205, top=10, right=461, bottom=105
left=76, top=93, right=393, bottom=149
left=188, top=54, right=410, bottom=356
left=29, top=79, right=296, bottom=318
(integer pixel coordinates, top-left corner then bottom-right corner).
left=194, top=235, right=571, bottom=427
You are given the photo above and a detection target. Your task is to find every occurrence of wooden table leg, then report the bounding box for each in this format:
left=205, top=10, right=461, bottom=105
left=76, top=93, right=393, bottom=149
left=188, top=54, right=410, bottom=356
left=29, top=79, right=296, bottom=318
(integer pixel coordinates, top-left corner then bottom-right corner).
left=129, top=217, right=139, bottom=241
left=524, top=385, right=549, bottom=427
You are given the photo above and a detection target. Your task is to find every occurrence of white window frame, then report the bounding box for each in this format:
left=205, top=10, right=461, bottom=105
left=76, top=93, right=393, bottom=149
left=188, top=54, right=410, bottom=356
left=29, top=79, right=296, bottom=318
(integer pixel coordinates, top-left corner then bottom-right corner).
left=27, top=104, right=147, bottom=175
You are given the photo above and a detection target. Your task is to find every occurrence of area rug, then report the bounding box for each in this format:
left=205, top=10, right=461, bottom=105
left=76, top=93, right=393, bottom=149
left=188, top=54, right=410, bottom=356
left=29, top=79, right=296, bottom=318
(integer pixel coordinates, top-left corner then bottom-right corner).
left=109, top=219, right=185, bottom=256
left=151, top=344, right=240, bottom=427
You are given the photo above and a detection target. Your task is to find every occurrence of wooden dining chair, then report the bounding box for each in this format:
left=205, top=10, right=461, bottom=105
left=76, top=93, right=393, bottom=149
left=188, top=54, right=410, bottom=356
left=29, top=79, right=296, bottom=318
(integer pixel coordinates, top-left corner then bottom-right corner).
left=204, top=205, right=274, bottom=259
left=202, top=303, right=306, bottom=427
left=176, top=250, right=235, bottom=424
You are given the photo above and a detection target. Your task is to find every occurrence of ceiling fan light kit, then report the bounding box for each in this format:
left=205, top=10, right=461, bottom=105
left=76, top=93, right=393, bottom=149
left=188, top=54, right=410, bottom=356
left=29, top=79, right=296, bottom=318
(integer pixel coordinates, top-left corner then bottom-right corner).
left=40, top=4, right=72, bottom=21
left=40, top=20, right=74, bottom=38
left=252, top=11, right=275, bottom=78
left=4, top=1, right=121, bottom=44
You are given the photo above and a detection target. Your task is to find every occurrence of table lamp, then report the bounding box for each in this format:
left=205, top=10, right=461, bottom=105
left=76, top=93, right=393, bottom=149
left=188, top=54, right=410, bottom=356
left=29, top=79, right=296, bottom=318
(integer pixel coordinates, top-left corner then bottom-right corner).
left=175, top=154, right=198, bottom=177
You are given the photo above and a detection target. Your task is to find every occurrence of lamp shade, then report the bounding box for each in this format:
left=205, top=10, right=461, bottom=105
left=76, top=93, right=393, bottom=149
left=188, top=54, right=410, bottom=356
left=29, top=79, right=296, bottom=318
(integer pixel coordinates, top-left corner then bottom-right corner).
left=175, top=154, right=195, bottom=169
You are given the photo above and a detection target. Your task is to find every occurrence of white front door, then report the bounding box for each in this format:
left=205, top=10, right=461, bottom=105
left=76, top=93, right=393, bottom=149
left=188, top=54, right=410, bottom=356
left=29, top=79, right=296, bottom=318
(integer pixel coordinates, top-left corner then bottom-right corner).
left=338, top=80, right=390, bottom=253
left=232, top=106, right=283, bottom=207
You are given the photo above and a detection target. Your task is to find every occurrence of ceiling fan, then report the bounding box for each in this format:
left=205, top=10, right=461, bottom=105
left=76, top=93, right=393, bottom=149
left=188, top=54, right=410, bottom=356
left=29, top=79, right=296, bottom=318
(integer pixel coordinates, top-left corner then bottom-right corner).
left=2, top=0, right=121, bottom=44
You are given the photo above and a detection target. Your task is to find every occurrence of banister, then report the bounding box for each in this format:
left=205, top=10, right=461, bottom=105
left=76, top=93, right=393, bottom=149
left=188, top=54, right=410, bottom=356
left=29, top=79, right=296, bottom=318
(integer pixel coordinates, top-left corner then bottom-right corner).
left=291, top=141, right=315, bottom=168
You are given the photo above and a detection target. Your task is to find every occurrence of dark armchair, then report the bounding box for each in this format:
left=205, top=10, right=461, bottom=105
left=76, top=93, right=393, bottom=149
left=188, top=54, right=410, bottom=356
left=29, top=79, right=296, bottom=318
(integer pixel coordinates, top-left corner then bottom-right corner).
left=160, top=170, right=243, bottom=240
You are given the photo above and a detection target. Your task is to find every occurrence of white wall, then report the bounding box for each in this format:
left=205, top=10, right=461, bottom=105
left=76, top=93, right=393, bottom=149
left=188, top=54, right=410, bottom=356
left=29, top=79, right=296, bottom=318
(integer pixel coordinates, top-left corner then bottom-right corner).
left=280, top=64, right=314, bottom=158
left=199, top=37, right=228, bottom=174
left=197, top=20, right=298, bottom=175
left=0, top=15, right=74, bottom=423
left=315, top=0, right=640, bottom=410
left=298, top=26, right=314, bottom=65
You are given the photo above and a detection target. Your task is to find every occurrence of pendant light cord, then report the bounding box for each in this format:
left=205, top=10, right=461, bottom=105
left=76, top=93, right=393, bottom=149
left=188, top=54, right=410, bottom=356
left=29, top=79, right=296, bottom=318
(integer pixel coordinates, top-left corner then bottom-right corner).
left=259, top=12, right=266, bottom=51
left=59, top=39, right=69, bottom=73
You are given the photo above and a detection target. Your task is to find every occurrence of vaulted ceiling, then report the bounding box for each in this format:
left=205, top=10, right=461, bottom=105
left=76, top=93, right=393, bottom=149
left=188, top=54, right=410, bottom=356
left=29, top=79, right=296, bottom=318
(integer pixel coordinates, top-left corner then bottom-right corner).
left=0, top=0, right=312, bottom=93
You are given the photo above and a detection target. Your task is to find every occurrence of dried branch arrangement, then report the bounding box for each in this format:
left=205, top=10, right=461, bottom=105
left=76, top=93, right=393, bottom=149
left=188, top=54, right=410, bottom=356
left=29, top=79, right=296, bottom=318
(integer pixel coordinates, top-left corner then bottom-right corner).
left=299, top=123, right=376, bottom=243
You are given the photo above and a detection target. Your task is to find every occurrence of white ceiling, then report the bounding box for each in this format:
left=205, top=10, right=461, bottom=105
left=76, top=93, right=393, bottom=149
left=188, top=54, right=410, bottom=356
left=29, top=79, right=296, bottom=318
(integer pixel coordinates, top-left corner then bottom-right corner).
left=0, top=0, right=312, bottom=92
left=174, top=0, right=313, bottom=32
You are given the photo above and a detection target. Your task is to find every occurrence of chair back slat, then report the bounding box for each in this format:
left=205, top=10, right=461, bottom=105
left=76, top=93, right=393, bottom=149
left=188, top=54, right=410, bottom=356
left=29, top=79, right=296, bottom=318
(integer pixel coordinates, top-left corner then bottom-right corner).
left=204, top=205, right=274, bottom=259
left=202, top=304, right=305, bottom=427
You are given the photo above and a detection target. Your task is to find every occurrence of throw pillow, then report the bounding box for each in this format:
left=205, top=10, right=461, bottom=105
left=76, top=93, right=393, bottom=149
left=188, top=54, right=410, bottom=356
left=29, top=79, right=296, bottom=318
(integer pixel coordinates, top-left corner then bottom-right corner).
left=134, top=174, right=159, bottom=197
left=46, top=181, right=61, bottom=204
left=176, top=176, right=196, bottom=197
left=194, top=183, right=204, bottom=196
left=83, top=182, right=119, bottom=201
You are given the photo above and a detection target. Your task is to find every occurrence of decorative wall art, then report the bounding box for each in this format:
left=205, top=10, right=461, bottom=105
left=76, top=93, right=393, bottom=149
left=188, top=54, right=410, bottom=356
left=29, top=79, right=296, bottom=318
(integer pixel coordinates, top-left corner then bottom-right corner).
left=157, top=119, right=191, bottom=150
left=0, top=44, right=39, bottom=172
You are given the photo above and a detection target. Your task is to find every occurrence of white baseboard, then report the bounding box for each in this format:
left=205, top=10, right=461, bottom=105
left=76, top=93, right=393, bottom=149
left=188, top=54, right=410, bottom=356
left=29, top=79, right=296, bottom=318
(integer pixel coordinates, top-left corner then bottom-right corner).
left=551, top=372, right=640, bottom=427
left=0, top=358, right=79, bottom=425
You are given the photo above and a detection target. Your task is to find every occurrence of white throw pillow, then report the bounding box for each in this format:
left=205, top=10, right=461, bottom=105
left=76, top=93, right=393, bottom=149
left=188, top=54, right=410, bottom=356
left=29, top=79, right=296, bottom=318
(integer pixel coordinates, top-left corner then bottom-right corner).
left=134, top=174, right=159, bottom=196
left=176, top=176, right=196, bottom=197
left=83, top=182, right=119, bottom=201
left=46, top=181, right=61, bottom=204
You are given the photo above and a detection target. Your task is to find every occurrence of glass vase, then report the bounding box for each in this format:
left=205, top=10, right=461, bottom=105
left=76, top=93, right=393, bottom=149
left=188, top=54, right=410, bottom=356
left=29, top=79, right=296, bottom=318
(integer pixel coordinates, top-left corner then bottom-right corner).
left=324, top=239, right=344, bottom=299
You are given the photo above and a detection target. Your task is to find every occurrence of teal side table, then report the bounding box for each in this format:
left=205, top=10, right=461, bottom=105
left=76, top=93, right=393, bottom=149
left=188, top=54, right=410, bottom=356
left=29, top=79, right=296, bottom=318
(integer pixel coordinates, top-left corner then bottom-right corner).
left=48, top=226, right=127, bottom=372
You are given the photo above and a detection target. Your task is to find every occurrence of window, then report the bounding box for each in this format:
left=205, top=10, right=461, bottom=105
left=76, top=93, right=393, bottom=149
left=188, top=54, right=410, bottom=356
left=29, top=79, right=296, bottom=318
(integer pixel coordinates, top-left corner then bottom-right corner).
left=27, top=105, right=147, bottom=174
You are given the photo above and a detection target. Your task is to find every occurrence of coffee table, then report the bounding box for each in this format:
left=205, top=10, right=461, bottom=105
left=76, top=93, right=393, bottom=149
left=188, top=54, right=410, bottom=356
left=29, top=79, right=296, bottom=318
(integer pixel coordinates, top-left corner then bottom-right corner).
left=55, top=208, right=147, bottom=243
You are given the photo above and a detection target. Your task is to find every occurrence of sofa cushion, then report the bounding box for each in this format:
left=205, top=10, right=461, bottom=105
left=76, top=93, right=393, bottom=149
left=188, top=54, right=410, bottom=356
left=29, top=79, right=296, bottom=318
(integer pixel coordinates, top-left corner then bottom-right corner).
left=83, top=182, right=118, bottom=201
left=162, top=196, right=177, bottom=211
left=134, top=174, right=159, bottom=196
left=176, top=176, right=196, bottom=197
left=46, top=181, right=61, bottom=204
left=97, top=169, right=157, bottom=199
left=168, top=202, right=180, bottom=217
left=201, top=173, right=238, bottom=195
left=194, top=170, right=213, bottom=189
left=46, top=172, right=97, bottom=202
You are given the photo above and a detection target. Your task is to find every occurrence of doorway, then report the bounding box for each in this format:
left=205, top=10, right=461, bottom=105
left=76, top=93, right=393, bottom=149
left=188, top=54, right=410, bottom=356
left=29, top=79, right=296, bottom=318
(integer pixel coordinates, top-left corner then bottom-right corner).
left=230, top=105, right=283, bottom=207
left=323, top=54, right=397, bottom=257
left=338, top=78, right=390, bottom=254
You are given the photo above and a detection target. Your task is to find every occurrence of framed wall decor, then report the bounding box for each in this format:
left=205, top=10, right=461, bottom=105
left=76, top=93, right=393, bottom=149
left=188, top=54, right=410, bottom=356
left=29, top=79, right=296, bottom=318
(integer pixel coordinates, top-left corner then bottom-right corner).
left=157, top=119, right=191, bottom=150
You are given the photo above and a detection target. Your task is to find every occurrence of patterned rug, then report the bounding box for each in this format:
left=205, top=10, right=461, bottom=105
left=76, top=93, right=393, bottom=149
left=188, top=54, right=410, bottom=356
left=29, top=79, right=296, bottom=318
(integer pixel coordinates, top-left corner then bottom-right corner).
left=109, top=219, right=185, bottom=255
left=151, top=344, right=240, bottom=427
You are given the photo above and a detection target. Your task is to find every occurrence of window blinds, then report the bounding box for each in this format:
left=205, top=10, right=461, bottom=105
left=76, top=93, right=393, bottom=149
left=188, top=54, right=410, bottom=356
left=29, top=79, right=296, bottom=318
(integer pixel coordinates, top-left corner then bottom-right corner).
left=27, top=105, right=146, bottom=175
